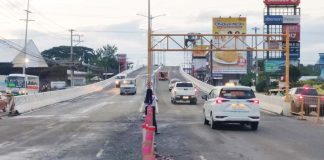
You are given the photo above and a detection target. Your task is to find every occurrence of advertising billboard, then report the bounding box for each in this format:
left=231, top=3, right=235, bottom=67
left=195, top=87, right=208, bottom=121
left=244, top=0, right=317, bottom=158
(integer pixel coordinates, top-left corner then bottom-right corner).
left=264, top=15, right=300, bottom=25
left=212, top=17, right=247, bottom=74
left=264, top=60, right=285, bottom=74
left=282, top=42, right=300, bottom=59
left=283, top=25, right=300, bottom=41
left=264, top=0, right=300, bottom=5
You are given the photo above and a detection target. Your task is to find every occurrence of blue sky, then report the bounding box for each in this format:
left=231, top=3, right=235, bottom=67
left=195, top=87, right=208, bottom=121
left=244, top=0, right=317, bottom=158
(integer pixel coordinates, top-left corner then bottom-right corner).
left=0, top=0, right=323, bottom=65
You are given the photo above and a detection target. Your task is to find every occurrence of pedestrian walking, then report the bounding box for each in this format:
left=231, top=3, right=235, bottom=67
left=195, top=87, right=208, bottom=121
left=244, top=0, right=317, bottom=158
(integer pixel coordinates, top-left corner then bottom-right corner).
left=144, top=88, right=160, bottom=134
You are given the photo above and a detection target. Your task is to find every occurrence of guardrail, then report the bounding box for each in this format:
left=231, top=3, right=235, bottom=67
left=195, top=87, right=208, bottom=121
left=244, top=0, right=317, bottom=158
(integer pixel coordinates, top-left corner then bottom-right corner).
left=10, top=66, right=144, bottom=114
left=179, top=68, right=290, bottom=115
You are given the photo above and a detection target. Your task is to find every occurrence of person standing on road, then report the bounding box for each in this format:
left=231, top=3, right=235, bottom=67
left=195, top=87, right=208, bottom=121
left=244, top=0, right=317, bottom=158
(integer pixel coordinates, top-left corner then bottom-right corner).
left=144, top=88, right=160, bottom=134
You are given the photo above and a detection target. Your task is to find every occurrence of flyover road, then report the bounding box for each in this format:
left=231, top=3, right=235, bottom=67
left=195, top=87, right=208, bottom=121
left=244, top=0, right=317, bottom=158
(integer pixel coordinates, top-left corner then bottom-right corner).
left=0, top=66, right=324, bottom=160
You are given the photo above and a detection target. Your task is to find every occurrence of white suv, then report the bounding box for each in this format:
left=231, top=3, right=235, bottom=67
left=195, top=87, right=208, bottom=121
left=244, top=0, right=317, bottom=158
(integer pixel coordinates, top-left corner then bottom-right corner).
left=202, top=86, right=260, bottom=131
left=171, top=82, right=197, bottom=105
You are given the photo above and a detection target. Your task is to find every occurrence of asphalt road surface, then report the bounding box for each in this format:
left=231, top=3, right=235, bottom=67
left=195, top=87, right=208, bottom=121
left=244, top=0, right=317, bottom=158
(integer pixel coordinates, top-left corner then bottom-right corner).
left=0, top=66, right=323, bottom=160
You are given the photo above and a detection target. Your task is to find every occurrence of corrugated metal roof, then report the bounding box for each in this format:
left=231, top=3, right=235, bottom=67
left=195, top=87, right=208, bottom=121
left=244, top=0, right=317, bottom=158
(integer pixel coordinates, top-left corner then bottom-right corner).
left=0, top=39, right=48, bottom=68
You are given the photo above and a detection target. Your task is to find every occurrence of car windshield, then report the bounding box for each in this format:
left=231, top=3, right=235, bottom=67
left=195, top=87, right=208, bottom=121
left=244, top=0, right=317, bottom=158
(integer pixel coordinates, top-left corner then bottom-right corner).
left=296, top=88, right=318, bottom=96
left=220, top=89, right=256, bottom=99
left=116, top=76, right=125, bottom=79
left=176, top=83, right=193, bottom=87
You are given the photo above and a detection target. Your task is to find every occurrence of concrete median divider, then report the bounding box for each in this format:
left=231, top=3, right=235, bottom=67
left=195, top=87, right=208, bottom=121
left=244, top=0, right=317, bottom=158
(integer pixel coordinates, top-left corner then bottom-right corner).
left=179, top=68, right=290, bottom=115
left=12, top=66, right=144, bottom=115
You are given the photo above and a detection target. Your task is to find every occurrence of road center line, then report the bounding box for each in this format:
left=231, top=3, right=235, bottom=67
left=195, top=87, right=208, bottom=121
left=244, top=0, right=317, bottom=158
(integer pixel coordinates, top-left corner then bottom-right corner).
left=96, top=149, right=104, bottom=158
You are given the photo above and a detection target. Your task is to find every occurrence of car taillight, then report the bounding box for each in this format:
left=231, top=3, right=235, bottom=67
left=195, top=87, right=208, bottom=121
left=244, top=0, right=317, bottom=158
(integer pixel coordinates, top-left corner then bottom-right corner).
left=248, top=99, right=259, bottom=104
left=298, top=95, right=303, bottom=100
left=215, top=98, right=228, bottom=104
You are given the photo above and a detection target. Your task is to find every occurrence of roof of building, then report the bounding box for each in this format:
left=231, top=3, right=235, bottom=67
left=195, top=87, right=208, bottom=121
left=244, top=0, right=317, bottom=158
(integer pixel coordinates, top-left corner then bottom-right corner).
left=0, top=39, right=48, bottom=68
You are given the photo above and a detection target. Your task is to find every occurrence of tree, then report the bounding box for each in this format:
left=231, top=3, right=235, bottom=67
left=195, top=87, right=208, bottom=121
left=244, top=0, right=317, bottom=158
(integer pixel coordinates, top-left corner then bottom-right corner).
left=41, top=46, right=96, bottom=65
left=239, top=73, right=256, bottom=87
left=299, top=64, right=320, bottom=76
left=290, top=65, right=301, bottom=83
left=95, top=44, right=119, bottom=73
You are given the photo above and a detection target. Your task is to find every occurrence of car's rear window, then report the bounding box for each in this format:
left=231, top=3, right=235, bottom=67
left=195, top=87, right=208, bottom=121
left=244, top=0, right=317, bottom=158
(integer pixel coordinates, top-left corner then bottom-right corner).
left=296, top=88, right=318, bottom=96
left=220, top=89, right=256, bottom=99
left=176, top=83, right=193, bottom=87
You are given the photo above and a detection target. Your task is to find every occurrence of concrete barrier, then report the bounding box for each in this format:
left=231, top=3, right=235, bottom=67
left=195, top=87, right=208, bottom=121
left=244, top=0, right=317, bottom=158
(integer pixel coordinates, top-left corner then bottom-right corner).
left=13, top=66, right=144, bottom=114
left=179, top=68, right=290, bottom=115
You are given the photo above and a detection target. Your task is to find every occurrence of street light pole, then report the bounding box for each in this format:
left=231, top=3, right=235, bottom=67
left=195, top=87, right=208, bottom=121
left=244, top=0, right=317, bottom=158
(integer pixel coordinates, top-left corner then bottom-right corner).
left=22, top=0, right=33, bottom=74
left=252, top=27, right=260, bottom=84
left=147, top=0, right=152, bottom=88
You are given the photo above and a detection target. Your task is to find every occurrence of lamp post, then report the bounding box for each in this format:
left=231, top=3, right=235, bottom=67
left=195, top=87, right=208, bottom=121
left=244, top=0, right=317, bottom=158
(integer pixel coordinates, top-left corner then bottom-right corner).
left=136, top=5, right=166, bottom=88
left=252, top=27, right=260, bottom=84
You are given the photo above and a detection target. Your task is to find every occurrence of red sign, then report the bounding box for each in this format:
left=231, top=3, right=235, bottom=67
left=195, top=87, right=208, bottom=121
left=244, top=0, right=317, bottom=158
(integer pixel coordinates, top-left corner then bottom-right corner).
left=117, top=54, right=127, bottom=63
left=283, top=25, right=300, bottom=41
left=27, top=85, right=39, bottom=90
left=264, top=0, right=300, bottom=5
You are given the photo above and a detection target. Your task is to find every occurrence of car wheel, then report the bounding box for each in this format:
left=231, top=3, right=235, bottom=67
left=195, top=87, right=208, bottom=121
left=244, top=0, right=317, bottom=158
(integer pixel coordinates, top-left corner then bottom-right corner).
left=210, top=114, right=219, bottom=129
left=203, top=110, right=209, bottom=125
left=251, top=122, right=259, bottom=131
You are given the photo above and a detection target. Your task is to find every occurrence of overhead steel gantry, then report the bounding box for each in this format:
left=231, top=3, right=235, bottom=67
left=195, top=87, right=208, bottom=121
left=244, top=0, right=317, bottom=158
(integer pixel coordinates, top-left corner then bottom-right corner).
left=147, top=31, right=291, bottom=100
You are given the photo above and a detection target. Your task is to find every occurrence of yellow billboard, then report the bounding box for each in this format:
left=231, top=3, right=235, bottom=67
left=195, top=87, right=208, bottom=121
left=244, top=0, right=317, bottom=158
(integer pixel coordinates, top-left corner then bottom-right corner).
left=212, top=17, right=247, bottom=74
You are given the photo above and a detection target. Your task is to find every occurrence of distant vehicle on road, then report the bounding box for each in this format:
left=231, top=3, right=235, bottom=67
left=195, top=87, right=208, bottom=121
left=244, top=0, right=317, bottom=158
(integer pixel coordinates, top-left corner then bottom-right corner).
left=158, top=71, right=169, bottom=81
left=120, top=78, right=137, bottom=95
left=202, top=86, right=260, bottom=131
left=115, top=74, right=127, bottom=88
left=289, top=87, right=320, bottom=116
left=171, top=82, right=197, bottom=104
left=5, top=74, right=39, bottom=95
left=168, top=78, right=181, bottom=92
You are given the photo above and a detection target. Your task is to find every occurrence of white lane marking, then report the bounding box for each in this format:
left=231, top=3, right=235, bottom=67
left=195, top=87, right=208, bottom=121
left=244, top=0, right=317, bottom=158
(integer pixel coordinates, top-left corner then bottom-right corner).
left=14, top=115, right=54, bottom=119
left=199, top=155, right=207, bottom=160
left=96, top=149, right=104, bottom=158
left=71, top=134, right=77, bottom=138
left=80, top=102, right=111, bottom=114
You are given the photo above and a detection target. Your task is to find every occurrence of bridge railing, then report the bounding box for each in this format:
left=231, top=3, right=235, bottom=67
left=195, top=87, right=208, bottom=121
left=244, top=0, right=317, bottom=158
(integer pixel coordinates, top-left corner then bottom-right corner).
left=179, top=67, right=290, bottom=115
left=10, top=65, right=144, bottom=114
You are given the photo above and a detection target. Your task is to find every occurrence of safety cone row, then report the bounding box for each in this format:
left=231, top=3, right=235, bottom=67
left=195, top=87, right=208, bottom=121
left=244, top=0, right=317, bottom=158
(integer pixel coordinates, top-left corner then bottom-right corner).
left=142, top=105, right=156, bottom=160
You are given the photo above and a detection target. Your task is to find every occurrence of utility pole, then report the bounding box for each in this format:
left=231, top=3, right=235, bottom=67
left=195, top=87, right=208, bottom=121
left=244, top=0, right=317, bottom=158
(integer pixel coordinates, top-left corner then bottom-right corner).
left=69, top=29, right=75, bottom=87
left=68, top=29, right=83, bottom=87
left=209, top=40, right=213, bottom=85
left=21, top=0, right=34, bottom=74
left=252, top=27, right=260, bottom=84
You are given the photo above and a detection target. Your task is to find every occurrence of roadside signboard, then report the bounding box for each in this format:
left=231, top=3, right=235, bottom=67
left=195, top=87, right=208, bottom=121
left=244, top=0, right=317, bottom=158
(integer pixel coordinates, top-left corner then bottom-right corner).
left=212, top=17, right=247, bottom=74
left=283, top=25, right=300, bottom=41
left=264, top=15, right=300, bottom=25
left=265, top=60, right=285, bottom=74
left=282, top=42, right=300, bottom=59
left=264, top=0, right=300, bottom=5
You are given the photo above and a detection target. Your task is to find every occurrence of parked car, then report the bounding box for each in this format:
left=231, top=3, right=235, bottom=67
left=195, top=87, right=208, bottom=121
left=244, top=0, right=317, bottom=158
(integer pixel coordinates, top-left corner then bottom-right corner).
left=115, top=74, right=127, bottom=88
left=289, top=87, right=321, bottom=116
left=168, top=78, right=181, bottom=92
left=171, top=82, right=197, bottom=104
left=120, top=78, right=137, bottom=95
left=202, top=86, right=260, bottom=130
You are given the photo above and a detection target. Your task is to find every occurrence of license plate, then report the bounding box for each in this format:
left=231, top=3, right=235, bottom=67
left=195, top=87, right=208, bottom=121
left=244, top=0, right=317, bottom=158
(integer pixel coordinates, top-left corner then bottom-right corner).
left=310, top=105, right=317, bottom=108
left=231, top=104, right=246, bottom=110
left=183, top=96, right=189, bottom=99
